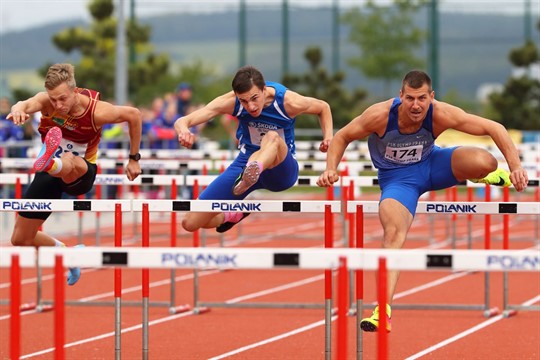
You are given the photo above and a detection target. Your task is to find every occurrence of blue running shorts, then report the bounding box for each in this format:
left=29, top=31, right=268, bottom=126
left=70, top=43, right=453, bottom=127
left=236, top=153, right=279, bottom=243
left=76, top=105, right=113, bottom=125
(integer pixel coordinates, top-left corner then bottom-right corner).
left=377, top=146, right=459, bottom=216
left=199, top=151, right=299, bottom=200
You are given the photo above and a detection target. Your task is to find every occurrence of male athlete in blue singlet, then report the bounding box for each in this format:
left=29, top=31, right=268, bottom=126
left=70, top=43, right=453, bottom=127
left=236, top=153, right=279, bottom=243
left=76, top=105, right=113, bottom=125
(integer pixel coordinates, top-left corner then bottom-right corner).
left=317, top=70, right=529, bottom=332
left=175, top=65, right=333, bottom=233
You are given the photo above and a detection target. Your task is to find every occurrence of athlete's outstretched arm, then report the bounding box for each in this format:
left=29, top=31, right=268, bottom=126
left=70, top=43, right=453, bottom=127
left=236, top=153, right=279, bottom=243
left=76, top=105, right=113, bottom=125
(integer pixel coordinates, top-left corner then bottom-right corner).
left=174, top=92, right=236, bottom=149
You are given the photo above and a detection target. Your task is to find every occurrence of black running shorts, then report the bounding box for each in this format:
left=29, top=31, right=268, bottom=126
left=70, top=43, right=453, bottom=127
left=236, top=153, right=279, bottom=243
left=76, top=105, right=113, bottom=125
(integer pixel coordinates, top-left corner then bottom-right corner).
left=18, top=160, right=98, bottom=220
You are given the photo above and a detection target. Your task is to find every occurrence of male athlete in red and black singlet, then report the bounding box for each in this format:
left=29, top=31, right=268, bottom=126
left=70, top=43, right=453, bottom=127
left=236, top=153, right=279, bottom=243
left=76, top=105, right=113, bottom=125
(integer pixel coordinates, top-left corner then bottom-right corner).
left=7, top=63, right=143, bottom=285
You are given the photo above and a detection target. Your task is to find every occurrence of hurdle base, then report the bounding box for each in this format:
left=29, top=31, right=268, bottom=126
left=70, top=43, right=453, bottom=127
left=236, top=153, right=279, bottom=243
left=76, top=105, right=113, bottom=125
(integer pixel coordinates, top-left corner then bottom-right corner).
left=169, top=304, right=191, bottom=315
left=483, top=307, right=500, bottom=318
left=20, top=302, right=37, bottom=312
left=36, top=304, right=54, bottom=313
left=502, top=309, right=518, bottom=318
left=192, top=306, right=211, bottom=315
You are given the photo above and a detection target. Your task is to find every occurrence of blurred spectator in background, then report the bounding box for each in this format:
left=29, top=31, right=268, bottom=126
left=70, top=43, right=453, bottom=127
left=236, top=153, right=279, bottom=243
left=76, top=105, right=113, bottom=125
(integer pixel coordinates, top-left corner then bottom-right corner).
left=140, top=104, right=157, bottom=148
left=0, top=96, right=32, bottom=157
left=152, top=94, right=180, bottom=149
left=151, top=96, right=165, bottom=118
left=175, top=83, right=208, bottom=150
left=220, top=113, right=239, bottom=152
left=174, top=83, right=207, bottom=199
left=176, top=82, right=192, bottom=118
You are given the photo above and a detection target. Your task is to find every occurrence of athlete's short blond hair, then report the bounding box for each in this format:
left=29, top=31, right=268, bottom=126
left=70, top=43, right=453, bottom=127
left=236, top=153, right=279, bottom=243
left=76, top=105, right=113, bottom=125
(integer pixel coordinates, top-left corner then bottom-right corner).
left=45, top=63, right=76, bottom=90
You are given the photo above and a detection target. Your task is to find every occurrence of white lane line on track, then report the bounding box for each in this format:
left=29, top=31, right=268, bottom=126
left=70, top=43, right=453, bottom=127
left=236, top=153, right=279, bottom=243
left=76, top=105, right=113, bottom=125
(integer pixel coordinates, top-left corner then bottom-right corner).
left=207, top=317, right=333, bottom=360
left=225, top=275, right=324, bottom=304
left=20, top=310, right=196, bottom=359
left=212, top=292, right=540, bottom=360
left=404, top=295, right=540, bottom=360
left=207, top=295, right=540, bottom=360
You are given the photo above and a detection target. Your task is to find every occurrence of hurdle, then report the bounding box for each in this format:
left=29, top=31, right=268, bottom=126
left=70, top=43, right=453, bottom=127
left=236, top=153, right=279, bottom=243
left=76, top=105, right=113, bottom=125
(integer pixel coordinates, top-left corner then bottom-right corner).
left=3, top=246, right=538, bottom=359
left=499, top=186, right=540, bottom=317
left=131, top=199, right=340, bottom=359
left=0, top=247, right=37, bottom=359
left=347, top=200, right=540, bottom=320
left=0, top=199, right=191, bottom=314
left=2, top=172, right=537, bottom=245
left=0, top=199, right=130, bottom=312
left=131, top=199, right=341, bottom=308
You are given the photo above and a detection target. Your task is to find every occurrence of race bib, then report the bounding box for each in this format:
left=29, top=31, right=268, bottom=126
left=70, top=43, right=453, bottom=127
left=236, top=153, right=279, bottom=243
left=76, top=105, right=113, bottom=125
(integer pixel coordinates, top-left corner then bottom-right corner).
left=247, top=127, right=285, bottom=146
left=54, top=138, right=87, bottom=158
left=384, top=144, right=423, bottom=164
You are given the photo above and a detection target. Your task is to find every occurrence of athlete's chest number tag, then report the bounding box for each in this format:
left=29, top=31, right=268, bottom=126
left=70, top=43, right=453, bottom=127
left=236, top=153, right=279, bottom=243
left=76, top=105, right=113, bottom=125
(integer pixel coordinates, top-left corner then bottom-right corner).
left=384, top=144, right=423, bottom=164
left=54, top=138, right=86, bottom=158
left=247, top=127, right=285, bottom=146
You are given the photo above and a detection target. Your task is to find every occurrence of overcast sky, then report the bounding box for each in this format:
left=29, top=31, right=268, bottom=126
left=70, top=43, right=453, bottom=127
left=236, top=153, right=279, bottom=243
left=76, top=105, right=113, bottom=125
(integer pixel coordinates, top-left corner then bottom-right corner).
left=0, top=0, right=534, bottom=35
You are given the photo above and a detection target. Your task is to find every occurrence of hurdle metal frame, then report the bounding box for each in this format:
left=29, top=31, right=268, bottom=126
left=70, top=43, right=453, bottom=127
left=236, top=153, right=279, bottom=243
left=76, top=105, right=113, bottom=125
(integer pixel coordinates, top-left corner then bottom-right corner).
left=347, top=200, right=540, bottom=319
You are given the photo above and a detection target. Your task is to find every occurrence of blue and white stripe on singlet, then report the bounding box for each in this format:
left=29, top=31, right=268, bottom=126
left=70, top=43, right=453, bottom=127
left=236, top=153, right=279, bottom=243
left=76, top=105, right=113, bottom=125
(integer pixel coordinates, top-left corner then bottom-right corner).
left=368, top=97, right=436, bottom=170
left=232, top=81, right=296, bottom=155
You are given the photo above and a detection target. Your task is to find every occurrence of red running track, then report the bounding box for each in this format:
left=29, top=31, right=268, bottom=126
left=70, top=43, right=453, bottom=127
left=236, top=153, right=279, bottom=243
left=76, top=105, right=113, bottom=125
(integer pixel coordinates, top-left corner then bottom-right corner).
left=1, top=192, right=539, bottom=359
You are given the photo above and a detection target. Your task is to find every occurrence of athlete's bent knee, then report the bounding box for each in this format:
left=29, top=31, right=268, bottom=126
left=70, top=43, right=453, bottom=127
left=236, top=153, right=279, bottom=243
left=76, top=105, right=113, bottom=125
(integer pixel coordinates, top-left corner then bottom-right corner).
left=261, top=131, right=283, bottom=146
left=478, top=151, right=498, bottom=172
left=181, top=218, right=197, bottom=233
left=11, top=233, right=32, bottom=247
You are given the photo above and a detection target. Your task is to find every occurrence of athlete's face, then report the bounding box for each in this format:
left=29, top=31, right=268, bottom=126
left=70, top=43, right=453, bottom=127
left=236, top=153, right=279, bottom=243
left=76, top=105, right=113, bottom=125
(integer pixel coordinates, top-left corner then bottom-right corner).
left=47, top=82, right=78, bottom=115
left=399, top=84, right=434, bottom=123
left=236, top=84, right=266, bottom=117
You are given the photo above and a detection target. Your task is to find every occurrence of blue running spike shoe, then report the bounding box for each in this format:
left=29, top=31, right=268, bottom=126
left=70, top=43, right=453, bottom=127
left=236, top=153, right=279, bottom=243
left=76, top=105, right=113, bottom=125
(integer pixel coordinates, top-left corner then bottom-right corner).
left=470, top=168, right=511, bottom=187
left=67, top=244, right=85, bottom=286
left=34, top=127, right=62, bottom=172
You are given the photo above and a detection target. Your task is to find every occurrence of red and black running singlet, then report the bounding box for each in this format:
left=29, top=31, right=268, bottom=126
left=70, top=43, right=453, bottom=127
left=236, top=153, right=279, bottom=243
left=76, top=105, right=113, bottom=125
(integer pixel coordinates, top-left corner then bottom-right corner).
left=38, top=88, right=102, bottom=164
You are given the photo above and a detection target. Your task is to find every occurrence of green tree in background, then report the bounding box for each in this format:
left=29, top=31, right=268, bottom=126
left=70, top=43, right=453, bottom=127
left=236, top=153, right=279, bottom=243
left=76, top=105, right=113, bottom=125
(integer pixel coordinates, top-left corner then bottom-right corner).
left=39, top=0, right=169, bottom=103
left=342, top=0, right=427, bottom=98
left=282, top=47, right=367, bottom=130
left=488, top=20, right=540, bottom=130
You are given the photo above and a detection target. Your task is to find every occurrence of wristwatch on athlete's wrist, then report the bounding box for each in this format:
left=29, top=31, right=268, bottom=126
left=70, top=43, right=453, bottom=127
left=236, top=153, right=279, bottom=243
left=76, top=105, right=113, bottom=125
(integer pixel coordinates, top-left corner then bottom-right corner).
left=129, top=153, right=141, bottom=161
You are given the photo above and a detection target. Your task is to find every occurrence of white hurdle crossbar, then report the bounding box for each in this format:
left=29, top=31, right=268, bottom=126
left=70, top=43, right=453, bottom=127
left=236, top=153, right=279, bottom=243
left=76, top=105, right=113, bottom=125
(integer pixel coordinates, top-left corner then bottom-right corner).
left=347, top=200, right=540, bottom=215
left=132, top=199, right=341, bottom=213
left=0, top=199, right=132, bottom=212
left=29, top=246, right=539, bottom=272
